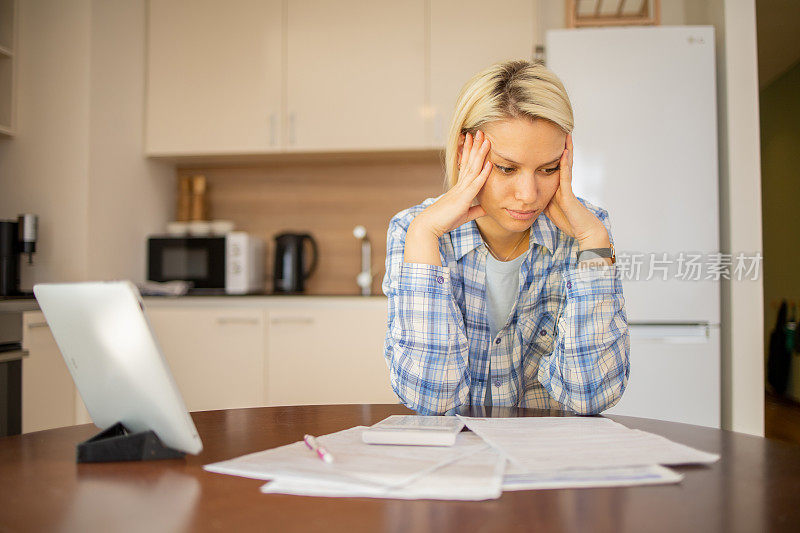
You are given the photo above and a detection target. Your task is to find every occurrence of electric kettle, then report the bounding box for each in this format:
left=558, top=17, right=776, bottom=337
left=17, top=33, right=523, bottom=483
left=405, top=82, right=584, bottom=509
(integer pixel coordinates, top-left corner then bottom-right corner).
left=273, top=232, right=318, bottom=293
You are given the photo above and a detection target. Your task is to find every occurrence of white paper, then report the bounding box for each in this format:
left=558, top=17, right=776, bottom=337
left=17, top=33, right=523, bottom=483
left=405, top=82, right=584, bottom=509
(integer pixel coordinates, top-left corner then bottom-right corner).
left=502, top=462, right=683, bottom=490
left=459, top=416, right=719, bottom=471
left=260, top=440, right=505, bottom=501
left=203, top=426, right=491, bottom=490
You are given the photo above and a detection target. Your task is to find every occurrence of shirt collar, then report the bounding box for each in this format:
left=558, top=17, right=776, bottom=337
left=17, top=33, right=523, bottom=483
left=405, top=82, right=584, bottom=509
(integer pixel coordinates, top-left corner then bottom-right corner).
left=450, top=213, right=560, bottom=261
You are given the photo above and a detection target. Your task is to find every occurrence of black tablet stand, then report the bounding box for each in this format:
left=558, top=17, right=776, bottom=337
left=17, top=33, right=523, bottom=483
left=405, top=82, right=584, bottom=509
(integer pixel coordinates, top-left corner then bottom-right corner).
left=76, top=422, right=185, bottom=463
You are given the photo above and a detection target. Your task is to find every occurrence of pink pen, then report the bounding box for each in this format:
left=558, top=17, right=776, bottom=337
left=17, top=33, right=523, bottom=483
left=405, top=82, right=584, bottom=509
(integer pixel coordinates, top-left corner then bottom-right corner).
left=303, top=434, right=334, bottom=464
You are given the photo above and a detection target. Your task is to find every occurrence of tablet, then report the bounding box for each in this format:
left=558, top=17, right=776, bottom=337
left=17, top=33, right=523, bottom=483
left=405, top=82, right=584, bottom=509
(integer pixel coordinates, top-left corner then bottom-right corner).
left=33, top=281, right=202, bottom=455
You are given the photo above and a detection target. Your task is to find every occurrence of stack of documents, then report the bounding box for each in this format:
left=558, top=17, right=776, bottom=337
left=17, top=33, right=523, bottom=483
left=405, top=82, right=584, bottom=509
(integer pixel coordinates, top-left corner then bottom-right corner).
left=203, top=416, right=719, bottom=501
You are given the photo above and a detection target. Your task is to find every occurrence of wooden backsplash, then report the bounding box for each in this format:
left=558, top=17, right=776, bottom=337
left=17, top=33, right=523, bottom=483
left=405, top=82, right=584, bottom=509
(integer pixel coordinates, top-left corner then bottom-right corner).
left=177, top=153, right=445, bottom=295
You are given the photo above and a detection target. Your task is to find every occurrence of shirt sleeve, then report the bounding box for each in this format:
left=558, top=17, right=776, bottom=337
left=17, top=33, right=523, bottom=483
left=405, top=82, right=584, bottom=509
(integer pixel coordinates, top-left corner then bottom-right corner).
left=536, top=208, right=631, bottom=415
left=381, top=213, right=471, bottom=415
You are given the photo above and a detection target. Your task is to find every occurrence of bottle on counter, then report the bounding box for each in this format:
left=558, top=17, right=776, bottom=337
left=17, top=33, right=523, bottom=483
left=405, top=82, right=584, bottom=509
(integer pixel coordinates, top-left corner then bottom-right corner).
left=190, top=174, right=209, bottom=221
left=177, top=176, right=192, bottom=222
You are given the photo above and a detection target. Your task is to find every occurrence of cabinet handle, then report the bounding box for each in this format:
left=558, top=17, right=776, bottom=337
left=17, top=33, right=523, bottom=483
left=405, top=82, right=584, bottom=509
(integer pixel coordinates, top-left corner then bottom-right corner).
left=0, top=349, right=29, bottom=363
left=269, top=113, right=277, bottom=146
left=27, top=322, right=48, bottom=329
left=270, top=316, right=314, bottom=325
left=216, top=317, right=260, bottom=326
left=288, top=112, right=296, bottom=145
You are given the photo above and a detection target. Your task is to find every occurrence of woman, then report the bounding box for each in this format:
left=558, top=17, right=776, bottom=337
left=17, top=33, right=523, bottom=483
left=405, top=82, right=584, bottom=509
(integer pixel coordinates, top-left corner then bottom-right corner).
left=382, top=60, right=630, bottom=416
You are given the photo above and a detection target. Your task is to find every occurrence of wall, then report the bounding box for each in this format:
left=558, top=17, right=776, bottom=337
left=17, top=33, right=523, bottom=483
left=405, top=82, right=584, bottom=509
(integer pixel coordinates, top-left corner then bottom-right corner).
left=0, top=0, right=92, bottom=286
left=86, top=0, right=174, bottom=282
left=0, top=0, right=174, bottom=290
left=710, top=0, right=765, bottom=436
left=759, top=60, right=800, bottom=399
left=178, top=156, right=444, bottom=295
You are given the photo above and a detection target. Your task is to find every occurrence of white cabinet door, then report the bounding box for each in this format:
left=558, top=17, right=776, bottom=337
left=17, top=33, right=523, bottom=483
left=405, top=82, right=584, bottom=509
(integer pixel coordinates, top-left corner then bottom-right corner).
left=285, top=0, right=426, bottom=151
left=266, top=305, right=397, bottom=405
left=21, top=312, right=75, bottom=433
left=429, top=0, right=535, bottom=146
left=146, top=0, right=283, bottom=155
left=146, top=307, right=266, bottom=412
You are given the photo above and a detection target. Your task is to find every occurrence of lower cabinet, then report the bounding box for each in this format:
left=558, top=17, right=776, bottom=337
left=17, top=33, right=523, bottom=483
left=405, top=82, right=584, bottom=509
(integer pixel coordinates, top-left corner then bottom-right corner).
left=21, top=298, right=398, bottom=433
left=145, top=307, right=267, bottom=412
left=266, top=304, right=397, bottom=406
left=21, top=312, right=76, bottom=433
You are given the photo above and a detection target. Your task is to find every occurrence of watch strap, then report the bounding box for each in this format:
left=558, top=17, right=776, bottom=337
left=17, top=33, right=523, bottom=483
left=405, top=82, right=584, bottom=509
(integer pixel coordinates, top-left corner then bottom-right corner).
left=577, top=244, right=616, bottom=264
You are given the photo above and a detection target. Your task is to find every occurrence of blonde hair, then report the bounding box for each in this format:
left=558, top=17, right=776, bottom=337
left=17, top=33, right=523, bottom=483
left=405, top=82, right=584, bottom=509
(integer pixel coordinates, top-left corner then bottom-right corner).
left=444, top=60, right=574, bottom=189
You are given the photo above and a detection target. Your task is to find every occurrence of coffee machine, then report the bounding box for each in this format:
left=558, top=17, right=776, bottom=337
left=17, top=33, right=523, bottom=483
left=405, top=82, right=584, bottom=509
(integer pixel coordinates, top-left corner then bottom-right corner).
left=0, top=214, right=38, bottom=297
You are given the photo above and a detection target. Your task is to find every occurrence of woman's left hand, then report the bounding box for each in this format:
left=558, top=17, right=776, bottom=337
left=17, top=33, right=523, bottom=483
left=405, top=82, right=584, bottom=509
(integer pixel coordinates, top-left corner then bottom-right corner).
left=543, top=133, right=610, bottom=249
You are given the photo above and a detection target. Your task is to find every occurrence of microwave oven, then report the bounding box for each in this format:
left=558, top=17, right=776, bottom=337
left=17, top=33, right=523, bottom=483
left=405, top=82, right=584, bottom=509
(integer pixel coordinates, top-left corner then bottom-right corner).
left=147, top=233, right=265, bottom=294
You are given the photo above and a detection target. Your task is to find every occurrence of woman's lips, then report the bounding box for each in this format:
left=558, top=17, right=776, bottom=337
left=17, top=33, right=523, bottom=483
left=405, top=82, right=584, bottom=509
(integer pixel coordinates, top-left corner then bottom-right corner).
left=505, top=208, right=537, bottom=220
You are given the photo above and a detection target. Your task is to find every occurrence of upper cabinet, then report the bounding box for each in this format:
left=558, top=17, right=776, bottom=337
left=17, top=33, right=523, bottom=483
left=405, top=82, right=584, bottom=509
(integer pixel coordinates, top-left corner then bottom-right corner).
left=429, top=0, right=535, bottom=146
left=145, top=0, right=283, bottom=155
left=285, top=0, right=426, bottom=151
left=145, top=0, right=535, bottom=157
left=0, top=0, right=17, bottom=136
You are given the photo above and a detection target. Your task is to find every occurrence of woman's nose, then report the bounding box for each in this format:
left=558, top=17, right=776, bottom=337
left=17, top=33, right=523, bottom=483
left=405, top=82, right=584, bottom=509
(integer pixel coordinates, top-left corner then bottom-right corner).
left=514, top=175, right=538, bottom=204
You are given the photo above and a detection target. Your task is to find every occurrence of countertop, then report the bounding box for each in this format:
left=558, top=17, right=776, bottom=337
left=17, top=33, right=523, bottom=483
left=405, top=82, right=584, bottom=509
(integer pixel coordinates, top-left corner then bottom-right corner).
left=0, top=292, right=387, bottom=313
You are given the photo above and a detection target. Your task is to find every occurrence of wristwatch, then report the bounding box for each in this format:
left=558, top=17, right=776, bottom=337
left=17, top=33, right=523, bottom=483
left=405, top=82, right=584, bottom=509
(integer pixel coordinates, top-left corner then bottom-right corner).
left=577, top=242, right=616, bottom=264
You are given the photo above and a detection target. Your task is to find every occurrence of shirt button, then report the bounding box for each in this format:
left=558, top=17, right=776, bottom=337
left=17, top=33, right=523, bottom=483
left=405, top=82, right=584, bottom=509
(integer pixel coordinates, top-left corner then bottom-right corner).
left=567, top=281, right=572, bottom=289
left=494, top=380, right=501, bottom=387
left=436, top=276, right=444, bottom=284
left=539, top=329, right=547, bottom=337
left=495, top=338, right=501, bottom=344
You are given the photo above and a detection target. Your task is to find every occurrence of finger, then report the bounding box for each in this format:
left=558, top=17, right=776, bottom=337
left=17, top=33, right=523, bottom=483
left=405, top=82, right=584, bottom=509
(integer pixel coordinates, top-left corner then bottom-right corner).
left=467, top=131, right=488, bottom=175
left=465, top=204, right=486, bottom=222
left=465, top=160, right=492, bottom=196
left=468, top=139, right=491, bottom=185
left=561, top=147, right=570, bottom=179
left=459, top=132, right=472, bottom=171
left=566, top=133, right=573, bottom=170
left=560, top=139, right=575, bottom=197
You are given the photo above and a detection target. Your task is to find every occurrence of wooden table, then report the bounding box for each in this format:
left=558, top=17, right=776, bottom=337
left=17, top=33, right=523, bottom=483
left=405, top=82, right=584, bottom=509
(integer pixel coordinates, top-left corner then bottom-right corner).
left=1, top=404, right=799, bottom=533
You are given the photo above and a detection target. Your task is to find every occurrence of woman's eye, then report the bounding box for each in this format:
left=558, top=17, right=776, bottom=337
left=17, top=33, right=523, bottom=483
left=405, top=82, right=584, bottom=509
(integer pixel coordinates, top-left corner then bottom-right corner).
left=542, top=165, right=561, bottom=175
left=494, top=164, right=515, bottom=175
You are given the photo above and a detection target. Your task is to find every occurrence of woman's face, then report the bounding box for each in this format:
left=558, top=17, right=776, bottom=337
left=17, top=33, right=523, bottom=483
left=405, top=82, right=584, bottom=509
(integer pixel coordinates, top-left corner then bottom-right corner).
left=459, top=117, right=566, bottom=236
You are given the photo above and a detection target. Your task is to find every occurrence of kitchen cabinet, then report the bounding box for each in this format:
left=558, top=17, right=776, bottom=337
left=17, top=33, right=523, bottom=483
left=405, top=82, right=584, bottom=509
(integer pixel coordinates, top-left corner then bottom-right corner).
left=21, top=299, right=396, bottom=431
left=428, top=0, right=535, bottom=145
left=284, top=0, right=426, bottom=151
left=145, top=0, right=538, bottom=155
left=0, top=0, right=17, bottom=135
left=21, top=312, right=75, bottom=432
left=265, top=303, right=397, bottom=406
left=145, top=0, right=283, bottom=155
left=145, top=307, right=266, bottom=412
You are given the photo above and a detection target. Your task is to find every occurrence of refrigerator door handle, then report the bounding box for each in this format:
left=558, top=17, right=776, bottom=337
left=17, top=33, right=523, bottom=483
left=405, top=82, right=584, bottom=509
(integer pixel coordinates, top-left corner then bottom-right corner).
left=628, top=324, right=711, bottom=343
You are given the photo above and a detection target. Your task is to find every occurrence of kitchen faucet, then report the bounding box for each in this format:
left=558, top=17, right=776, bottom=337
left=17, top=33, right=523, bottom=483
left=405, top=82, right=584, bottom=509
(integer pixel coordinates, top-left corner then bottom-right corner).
left=353, top=226, right=372, bottom=296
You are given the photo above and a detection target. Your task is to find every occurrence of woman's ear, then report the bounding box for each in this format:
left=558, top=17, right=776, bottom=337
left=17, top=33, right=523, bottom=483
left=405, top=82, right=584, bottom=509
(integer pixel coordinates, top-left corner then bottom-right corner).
left=456, top=133, right=466, bottom=164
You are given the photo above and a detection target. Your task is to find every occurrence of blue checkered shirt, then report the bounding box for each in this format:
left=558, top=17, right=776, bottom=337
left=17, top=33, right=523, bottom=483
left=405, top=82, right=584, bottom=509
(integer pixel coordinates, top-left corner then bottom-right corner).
left=382, top=196, right=630, bottom=415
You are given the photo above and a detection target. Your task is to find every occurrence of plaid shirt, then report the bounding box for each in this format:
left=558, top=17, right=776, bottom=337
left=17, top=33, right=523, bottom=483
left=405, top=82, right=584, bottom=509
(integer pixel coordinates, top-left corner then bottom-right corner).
left=382, top=196, right=630, bottom=416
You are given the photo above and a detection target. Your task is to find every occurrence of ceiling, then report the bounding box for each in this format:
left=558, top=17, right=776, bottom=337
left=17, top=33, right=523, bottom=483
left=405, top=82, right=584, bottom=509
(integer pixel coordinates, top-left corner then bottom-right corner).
left=756, top=0, right=800, bottom=89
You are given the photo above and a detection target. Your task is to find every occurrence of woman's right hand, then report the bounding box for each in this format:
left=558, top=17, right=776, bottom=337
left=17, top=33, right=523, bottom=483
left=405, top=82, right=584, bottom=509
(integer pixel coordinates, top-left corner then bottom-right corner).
left=412, top=130, right=493, bottom=238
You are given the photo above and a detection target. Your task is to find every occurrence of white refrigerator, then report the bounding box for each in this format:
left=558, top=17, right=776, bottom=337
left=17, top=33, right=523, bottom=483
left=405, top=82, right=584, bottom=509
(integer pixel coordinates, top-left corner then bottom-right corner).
left=546, top=26, right=721, bottom=428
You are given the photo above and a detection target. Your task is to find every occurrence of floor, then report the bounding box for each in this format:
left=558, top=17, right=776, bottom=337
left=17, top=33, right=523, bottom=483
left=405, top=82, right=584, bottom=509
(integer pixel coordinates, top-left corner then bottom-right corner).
left=764, top=391, right=800, bottom=446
